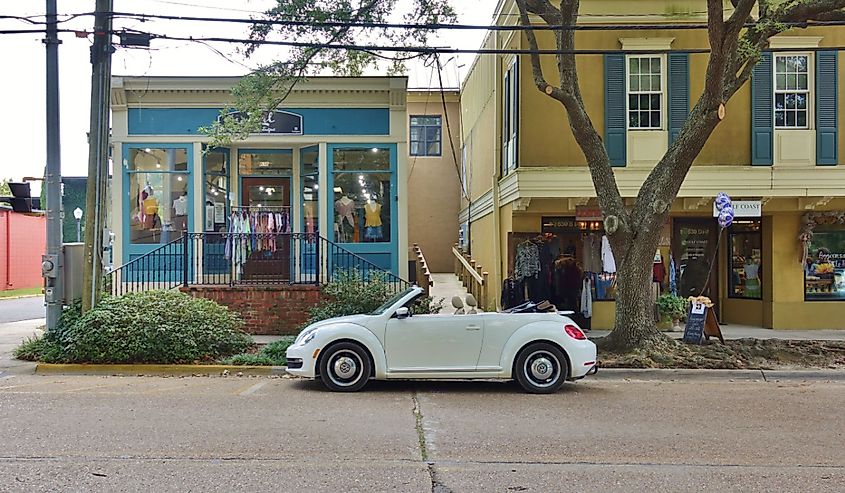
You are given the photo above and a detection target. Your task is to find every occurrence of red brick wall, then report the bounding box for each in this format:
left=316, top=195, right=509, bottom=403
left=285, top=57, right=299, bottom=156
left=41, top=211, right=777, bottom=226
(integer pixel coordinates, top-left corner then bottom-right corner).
left=180, top=285, right=326, bottom=335
left=1, top=210, right=46, bottom=291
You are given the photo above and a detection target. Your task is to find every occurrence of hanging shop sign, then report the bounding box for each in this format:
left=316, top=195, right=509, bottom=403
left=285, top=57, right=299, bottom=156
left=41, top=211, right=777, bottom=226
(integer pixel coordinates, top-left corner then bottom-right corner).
left=218, top=110, right=303, bottom=135
left=575, top=206, right=603, bottom=221
left=712, top=200, right=761, bottom=218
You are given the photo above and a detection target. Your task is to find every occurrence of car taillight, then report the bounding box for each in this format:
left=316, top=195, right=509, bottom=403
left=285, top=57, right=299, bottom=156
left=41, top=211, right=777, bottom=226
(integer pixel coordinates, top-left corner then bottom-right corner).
left=564, top=324, right=586, bottom=340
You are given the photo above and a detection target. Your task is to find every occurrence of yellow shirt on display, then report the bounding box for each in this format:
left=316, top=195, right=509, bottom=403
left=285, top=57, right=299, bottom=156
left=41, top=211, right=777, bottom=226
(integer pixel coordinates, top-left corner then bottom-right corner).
left=364, top=202, right=382, bottom=227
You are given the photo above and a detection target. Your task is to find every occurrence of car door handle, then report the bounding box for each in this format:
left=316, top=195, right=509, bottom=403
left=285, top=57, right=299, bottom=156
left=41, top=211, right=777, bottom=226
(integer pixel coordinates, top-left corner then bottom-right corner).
left=466, top=325, right=481, bottom=331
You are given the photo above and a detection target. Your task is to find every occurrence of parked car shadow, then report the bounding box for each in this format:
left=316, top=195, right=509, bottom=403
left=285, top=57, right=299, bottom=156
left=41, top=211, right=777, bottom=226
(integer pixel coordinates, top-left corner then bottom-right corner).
left=289, top=378, right=595, bottom=395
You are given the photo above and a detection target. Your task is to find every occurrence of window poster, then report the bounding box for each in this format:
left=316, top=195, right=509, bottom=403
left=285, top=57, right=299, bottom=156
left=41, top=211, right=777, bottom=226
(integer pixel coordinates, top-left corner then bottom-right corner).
left=805, top=226, right=845, bottom=300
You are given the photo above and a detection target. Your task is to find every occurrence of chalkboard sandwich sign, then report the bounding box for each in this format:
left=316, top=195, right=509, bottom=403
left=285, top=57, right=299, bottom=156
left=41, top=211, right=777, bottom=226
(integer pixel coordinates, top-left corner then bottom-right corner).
left=683, top=296, right=725, bottom=344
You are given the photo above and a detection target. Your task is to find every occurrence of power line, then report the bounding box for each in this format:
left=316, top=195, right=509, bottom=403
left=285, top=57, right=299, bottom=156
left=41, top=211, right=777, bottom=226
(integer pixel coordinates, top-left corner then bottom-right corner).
left=102, top=11, right=845, bottom=33
left=115, top=30, right=845, bottom=56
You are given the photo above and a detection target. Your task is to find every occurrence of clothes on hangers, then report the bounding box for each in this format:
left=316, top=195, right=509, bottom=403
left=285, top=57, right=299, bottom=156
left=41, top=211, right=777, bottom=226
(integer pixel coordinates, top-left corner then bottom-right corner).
left=580, top=277, right=593, bottom=319
left=514, top=240, right=540, bottom=280
left=601, top=235, right=617, bottom=273
left=501, top=277, right=526, bottom=310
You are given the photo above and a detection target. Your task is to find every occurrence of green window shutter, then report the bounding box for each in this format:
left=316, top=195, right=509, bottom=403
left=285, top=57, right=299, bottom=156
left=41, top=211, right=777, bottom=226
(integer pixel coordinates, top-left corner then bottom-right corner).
left=751, top=52, right=773, bottom=166
left=668, top=52, right=689, bottom=146
left=816, top=51, right=838, bottom=166
left=604, top=54, right=626, bottom=167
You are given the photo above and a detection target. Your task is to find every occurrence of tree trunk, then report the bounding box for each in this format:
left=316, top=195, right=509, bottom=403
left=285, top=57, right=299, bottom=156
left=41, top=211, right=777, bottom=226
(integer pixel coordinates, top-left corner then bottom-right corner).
left=600, top=224, right=667, bottom=351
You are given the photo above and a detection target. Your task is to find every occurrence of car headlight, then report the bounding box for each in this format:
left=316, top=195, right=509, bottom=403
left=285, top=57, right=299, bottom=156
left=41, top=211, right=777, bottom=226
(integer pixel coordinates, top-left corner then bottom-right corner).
left=295, top=326, right=317, bottom=344
left=303, top=331, right=317, bottom=345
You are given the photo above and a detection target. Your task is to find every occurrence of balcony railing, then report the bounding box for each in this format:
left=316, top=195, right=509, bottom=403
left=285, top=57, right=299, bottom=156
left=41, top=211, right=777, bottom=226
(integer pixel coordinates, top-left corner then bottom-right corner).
left=106, top=232, right=409, bottom=296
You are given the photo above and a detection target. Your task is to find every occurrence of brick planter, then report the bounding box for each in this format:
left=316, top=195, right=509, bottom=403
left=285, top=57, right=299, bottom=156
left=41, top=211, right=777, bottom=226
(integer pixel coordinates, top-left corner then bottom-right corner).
left=180, top=285, right=326, bottom=335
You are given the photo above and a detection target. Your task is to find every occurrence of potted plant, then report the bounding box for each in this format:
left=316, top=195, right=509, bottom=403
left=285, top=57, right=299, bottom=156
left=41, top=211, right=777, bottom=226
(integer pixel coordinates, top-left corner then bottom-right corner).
left=657, top=294, right=687, bottom=332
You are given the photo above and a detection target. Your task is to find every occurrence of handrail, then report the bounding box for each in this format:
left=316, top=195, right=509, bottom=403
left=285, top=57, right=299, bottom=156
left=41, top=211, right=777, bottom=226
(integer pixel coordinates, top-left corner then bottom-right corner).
left=452, top=243, right=490, bottom=311
left=105, top=232, right=409, bottom=296
left=412, top=243, right=434, bottom=295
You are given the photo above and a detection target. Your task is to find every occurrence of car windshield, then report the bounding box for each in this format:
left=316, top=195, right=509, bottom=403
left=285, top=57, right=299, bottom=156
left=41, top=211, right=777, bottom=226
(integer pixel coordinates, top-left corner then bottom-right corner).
left=369, top=287, right=416, bottom=315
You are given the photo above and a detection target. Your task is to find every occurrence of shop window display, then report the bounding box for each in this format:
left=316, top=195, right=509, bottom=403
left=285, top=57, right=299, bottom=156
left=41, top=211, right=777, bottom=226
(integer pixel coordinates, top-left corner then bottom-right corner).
left=127, top=147, right=189, bottom=245
left=331, top=147, right=392, bottom=244
left=204, top=150, right=228, bottom=233
left=302, top=147, right=319, bottom=236
left=238, top=150, right=293, bottom=175
left=805, top=225, right=845, bottom=300
left=728, top=221, right=763, bottom=299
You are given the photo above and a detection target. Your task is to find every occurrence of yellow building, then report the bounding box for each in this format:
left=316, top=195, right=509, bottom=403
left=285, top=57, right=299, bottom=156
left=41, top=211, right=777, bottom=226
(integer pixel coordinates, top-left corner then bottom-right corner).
left=460, top=0, right=845, bottom=329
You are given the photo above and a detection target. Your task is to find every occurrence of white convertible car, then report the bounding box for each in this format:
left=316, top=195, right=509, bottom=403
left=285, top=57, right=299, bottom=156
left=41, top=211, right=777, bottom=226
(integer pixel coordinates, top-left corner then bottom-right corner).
left=285, top=286, right=598, bottom=393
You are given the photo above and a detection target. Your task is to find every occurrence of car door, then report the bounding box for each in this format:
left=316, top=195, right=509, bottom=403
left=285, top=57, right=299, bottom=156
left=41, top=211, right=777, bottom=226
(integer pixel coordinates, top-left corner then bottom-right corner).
left=384, top=313, right=484, bottom=372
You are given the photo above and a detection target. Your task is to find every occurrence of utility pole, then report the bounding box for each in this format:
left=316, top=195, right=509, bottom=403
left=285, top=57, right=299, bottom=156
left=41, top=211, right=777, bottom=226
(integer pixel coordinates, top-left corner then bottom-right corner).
left=43, top=0, right=63, bottom=331
left=81, top=0, right=114, bottom=312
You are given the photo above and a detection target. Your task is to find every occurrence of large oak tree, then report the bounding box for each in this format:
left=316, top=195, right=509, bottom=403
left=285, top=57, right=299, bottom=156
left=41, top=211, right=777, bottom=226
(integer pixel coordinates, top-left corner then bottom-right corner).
left=514, top=0, right=845, bottom=350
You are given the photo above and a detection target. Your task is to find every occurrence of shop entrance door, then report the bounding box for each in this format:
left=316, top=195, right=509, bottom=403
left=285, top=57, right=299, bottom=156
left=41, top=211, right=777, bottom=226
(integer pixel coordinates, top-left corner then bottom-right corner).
left=240, top=177, right=291, bottom=282
left=673, top=220, right=719, bottom=312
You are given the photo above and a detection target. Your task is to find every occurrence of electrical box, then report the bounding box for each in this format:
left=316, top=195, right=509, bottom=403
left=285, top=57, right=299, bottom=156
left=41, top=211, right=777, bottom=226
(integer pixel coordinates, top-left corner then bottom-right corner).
left=62, top=243, right=84, bottom=304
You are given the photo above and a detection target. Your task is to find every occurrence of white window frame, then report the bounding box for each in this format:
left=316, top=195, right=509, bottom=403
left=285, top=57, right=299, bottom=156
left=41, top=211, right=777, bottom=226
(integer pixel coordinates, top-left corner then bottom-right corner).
left=773, top=52, right=813, bottom=130
left=502, top=58, right=518, bottom=175
left=625, top=54, right=667, bottom=131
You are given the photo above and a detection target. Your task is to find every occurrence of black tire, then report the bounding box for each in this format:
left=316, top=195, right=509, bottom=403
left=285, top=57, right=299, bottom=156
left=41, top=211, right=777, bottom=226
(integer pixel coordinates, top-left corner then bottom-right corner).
left=514, top=342, right=569, bottom=394
left=318, top=342, right=371, bottom=392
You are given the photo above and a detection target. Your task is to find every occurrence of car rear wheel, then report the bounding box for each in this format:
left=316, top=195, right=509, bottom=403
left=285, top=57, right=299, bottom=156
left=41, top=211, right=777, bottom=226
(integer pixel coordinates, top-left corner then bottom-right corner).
left=318, top=342, right=371, bottom=392
left=514, top=342, right=568, bottom=394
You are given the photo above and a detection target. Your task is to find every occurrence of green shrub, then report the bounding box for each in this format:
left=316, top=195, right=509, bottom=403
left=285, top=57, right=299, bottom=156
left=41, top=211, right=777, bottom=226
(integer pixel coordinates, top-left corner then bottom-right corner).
left=304, top=270, right=442, bottom=327
left=657, top=294, right=688, bottom=321
left=26, top=290, right=253, bottom=364
left=14, top=335, right=64, bottom=363
left=222, top=336, right=296, bottom=366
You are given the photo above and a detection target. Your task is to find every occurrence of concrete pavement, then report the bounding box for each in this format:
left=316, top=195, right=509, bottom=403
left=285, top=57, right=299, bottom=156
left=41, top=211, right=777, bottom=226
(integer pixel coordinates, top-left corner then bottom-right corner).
left=0, top=376, right=842, bottom=491
left=0, top=318, right=42, bottom=375
left=0, top=296, right=45, bottom=323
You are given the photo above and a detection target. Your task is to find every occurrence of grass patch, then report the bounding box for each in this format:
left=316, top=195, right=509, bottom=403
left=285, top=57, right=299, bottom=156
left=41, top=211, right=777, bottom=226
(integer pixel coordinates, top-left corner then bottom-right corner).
left=0, top=287, right=42, bottom=299
left=222, top=336, right=296, bottom=366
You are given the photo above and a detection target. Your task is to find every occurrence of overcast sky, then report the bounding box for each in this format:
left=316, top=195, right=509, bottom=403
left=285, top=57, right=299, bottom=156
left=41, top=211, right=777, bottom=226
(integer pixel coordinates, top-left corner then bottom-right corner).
left=0, top=0, right=497, bottom=193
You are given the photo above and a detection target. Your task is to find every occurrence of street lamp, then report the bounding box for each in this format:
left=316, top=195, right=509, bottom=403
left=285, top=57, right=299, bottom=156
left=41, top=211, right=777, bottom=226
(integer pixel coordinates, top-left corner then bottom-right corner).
left=73, top=207, right=83, bottom=242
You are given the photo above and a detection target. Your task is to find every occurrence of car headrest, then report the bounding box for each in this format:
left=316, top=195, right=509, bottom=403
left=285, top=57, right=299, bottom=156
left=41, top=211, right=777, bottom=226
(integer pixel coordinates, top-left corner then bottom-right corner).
left=465, top=294, right=478, bottom=307
left=451, top=296, right=464, bottom=309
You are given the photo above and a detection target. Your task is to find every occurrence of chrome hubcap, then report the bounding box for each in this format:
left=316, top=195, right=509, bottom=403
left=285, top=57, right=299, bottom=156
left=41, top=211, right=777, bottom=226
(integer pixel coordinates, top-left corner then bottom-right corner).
left=523, top=350, right=561, bottom=388
left=530, top=357, right=553, bottom=380
left=334, top=356, right=357, bottom=379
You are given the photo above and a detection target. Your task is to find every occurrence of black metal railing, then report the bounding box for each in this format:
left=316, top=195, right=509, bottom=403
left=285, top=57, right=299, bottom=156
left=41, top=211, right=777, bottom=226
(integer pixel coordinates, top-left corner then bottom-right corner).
left=106, top=232, right=409, bottom=296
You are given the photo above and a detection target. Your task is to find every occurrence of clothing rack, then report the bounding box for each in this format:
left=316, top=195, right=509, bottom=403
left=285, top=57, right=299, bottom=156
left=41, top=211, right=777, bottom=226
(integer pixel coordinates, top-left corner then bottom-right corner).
left=231, top=205, right=291, bottom=211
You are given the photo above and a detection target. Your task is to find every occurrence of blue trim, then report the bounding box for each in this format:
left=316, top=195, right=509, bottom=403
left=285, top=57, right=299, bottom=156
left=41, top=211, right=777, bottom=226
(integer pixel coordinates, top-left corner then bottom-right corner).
left=128, top=108, right=391, bottom=135
left=751, top=52, right=774, bottom=166
left=300, top=147, right=319, bottom=275
left=202, top=147, right=229, bottom=275
left=668, top=52, right=690, bottom=146
left=604, top=54, right=627, bottom=167
left=122, top=143, right=194, bottom=267
left=816, top=51, right=839, bottom=166
left=327, top=143, right=399, bottom=275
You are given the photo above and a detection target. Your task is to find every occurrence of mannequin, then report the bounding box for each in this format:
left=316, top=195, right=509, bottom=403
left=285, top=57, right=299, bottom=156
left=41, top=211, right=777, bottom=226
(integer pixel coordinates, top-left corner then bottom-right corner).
left=364, top=194, right=383, bottom=241
left=173, top=192, right=188, bottom=231
left=142, top=186, right=159, bottom=230
left=335, top=194, right=356, bottom=242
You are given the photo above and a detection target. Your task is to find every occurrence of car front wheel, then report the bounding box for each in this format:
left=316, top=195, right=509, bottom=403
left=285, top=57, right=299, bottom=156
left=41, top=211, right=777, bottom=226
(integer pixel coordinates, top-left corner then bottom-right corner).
left=514, top=343, right=568, bottom=394
left=318, top=342, right=371, bottom=392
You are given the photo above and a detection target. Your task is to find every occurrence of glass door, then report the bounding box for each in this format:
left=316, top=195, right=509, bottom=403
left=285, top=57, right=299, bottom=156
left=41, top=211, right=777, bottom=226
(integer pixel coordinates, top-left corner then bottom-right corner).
left=240, top=177, right=292, bottom=282
left=673, top=220, right=719, bottom=313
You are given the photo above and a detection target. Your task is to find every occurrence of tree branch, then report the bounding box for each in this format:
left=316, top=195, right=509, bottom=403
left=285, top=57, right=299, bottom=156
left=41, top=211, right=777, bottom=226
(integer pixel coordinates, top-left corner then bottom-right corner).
left=515, top=0, right=564, bottom=100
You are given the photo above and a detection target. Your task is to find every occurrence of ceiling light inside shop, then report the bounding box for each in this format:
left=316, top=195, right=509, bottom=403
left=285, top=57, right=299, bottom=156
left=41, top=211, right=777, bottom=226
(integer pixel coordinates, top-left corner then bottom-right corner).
left=259, top=186, right=265, bottom=191
left=155, top=163, right=161, bottom=168
left=177, top=176, right=183, bottom=181
left=313, top=184, right=319, bottom=190
left=333, top=187, right=343, bottom=193
left=144, top=148, right=152, bottom=153
left=370, top=148, right=378, bottom=153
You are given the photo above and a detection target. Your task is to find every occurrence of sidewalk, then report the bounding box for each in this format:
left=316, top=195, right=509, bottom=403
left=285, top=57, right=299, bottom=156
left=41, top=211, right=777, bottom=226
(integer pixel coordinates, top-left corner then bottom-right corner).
left=0, top=318, right=44, bottom=375
left=589, top=325, right=845, bottom=341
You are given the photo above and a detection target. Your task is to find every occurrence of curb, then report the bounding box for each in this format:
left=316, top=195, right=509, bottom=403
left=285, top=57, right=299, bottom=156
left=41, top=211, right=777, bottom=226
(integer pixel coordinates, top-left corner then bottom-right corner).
left=593, top=368, right=845, bottom=382
left=35, top=363, right=289, bottom=377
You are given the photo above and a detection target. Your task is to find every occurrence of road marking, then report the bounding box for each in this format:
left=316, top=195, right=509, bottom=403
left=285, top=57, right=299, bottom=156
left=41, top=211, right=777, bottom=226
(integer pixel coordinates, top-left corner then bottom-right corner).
left=238, top=380, right=270, bottom=396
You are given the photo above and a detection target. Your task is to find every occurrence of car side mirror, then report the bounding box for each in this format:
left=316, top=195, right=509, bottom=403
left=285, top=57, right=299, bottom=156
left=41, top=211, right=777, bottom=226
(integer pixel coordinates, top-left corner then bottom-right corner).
left=395, top=307, right=410, bottom=319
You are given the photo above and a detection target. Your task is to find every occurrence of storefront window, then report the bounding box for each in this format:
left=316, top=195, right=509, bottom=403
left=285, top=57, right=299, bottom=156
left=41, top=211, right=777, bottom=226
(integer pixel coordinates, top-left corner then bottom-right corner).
left=540, top=216, right=618, bottom=303
left=332, top=172, right=391, bottom=243
left=204, top=149, right=228, bottom=233
left=332, top=147, right=389, bottom=171
left=302, top=147, right=319, bottom=236
left=238, top=150, right=293, bottom=175
left=127, top=147, right=190, bottom=245
left=728, top=221, right=763, bottom=299
left=805, top=225, right=845, bottom=300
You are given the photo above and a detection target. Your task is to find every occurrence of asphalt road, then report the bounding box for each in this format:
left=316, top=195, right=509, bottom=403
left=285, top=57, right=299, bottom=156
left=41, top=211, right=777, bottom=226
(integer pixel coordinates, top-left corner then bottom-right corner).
left=0, top=375, right=842, bottom=492
left=0, top=296, right=45, bottom=323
